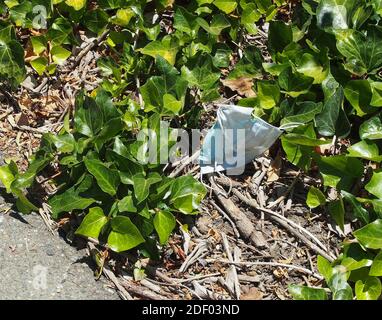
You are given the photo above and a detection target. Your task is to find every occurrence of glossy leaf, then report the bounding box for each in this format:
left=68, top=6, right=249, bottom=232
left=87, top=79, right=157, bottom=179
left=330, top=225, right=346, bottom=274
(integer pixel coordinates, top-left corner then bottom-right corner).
left=174, top=6, right=199, bottom=37
left=153, top=210, right=176, bottom=244
left=197, top=14, right=231, bottom=36
left=344, top=80, right=375, bottom=116
left=355, top=277, right=382, bottom=300
left=359, top=116, right=382, bottom=140
left=341, top=191, right=370, bottom=225
left=139, top=37, right=179, bottom=65
left=315, top=74, right=344, bottom=137
left=336, top=28, right=382, bottom=76
left=288, top=285, right=327, bottom=300
left=48, top=188, right=96, bottom=219
left=170, top=176, right=207, bottom=214
left=118, top=195, right=137, bottom=213
left=329, top=198, right=345, bottom=231
left=108, top=216, right=145, bottom=252
left=75, top=207, right=108, bottom=239
left=347, top=140, right=382, bottom=162
left=65, top=0, right=86, bottom=11
left=51, top=46, right=71, bottom=65
left=365, top=171, right=382, bottom=200
left=278, top=67, right=314, bottom=97
left=307, top=186, right=326, bottom=208
left=30, top=57, right=48, bottom=76
left=132, top=172, right=162, bottom=203
left=84, top=158, right=120, bottom=196
left=369, top=250, right=382, bottom=276
left=317, top=255, right=333, bottom=283
left=213, top=0, right=237, bottom=14
left=268, top=21, right=293, bottom=54
left=354, top=219, right=382, bottom=249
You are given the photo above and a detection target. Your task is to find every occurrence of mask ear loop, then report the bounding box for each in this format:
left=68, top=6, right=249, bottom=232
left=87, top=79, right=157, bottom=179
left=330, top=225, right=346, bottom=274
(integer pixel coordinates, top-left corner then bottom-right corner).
left=279, top=122, right=304, bottom=132
left=200, top=171, right=227, bottom=197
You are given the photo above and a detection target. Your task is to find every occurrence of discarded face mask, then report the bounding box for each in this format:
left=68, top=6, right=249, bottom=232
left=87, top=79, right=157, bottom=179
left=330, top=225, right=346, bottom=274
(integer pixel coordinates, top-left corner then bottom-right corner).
left=200, top=104, right=285, bottom=175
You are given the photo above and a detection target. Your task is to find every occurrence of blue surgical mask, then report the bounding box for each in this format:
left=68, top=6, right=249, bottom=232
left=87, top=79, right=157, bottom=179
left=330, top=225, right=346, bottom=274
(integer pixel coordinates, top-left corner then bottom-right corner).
left=200, top=104, right=285, bottom=175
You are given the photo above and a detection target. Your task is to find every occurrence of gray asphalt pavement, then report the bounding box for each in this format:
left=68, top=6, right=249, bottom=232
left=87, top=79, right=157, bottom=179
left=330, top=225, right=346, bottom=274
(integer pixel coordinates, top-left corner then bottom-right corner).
left=0, top=197, right=119, bottom=300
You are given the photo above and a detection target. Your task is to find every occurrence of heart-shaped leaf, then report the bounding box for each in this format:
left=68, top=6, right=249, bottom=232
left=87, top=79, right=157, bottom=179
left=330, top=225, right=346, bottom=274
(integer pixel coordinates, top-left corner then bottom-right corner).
left=75, top=207, right=108, bottom=239
left=153, top=210, right=176, bottom=244
left=354, top=219, right=382, bottom=249
left=355, top=276, right=382, bottom=300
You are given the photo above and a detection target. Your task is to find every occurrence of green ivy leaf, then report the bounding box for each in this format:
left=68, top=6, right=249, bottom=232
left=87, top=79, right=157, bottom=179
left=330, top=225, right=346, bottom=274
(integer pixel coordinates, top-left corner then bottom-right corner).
left=359, top=116, right=382, bottom=140
left=83, top=9, right=109, bottom=34
left=51, top=46, right=71, bottom=65
left=296, top=52, right=328, bottom=85
left=317, top=255, right=333, bottom=284
left=141, top=57, right=187, bottom=113
left=315, top=74, right=343, bottom=137
left=335, top=27, right=382, bottom=76
left=354, top=219, right=382, bottom=249
left=139, top=37, right=179, bottom=65
left=288, top=285, right=327, bottom=300
left=112, top=8, right=135, bottom=26
left=48, top=17, right=73, bottom=47
left=329, top=198, right=345, bottom=231
left=15, top=193, right=39, bottom=214
left=213, top=0, right=237, bottom=14
left=365, top=171, right=382, bottom=199
left=256, top=81, right=280, bottom=109
left=118, top=195, right=137, bottom=213
left=84, top=158, right=120, bottom=196
left=372, top=0, right=382, bottom=15
left=163, top=93, right=182, bottom=115
left=174, top=6, right=199, bottom=37
left=370, top=81, right=382, bottom=107
left=74, top=93, right=103, bottom=137
left=65, top=0, right=87, bottom=11
left=282, top=134, right=330, bottom=146
left=30, top=36, right=47, bottom=55
left=306, top=186, right=326, bottom=209
left=197, top=14, right=231, bottom=36
left=170, top=176, right=207, bottom=214
left=315, top=155, right=363, bottom=189
left=0, top=161, right=17, bottom=193
left=48, top=133, right=76, bottom=153
left=75, top=207, right=108, bottom=239
left=355, top=277, right=382, bottom=300
left=347, top=140, right=382, bottom=162
left=281, top=124, right=315, bottom=170
left=341, top=257, right=372, bottom=272
left=281, top=101, right=322, bottom=127
left=30, top=57, right=48, bottom=76
left=268, top=21, right=293, bottom=54
left=132, top=172, right=162, bottom=204
left=48, top=188, right=96, bottom=219
left=341, top=190, right=370, bottom=225
left=369, top=250, right=382, bottom=276
left=344, top=80, right=376, bottom=117
left=278, top=67, right=314, bottom=98
left=108, top=216, right=145, bottom=252
left=11, top=157, right=51, bottom=190
left=0, top=39, right=26, bottom=86
left=153, top=210, right=176, bottom=244
left=327, top=266, right=352, bottom=299
left=181, top=55, right=221, bottom=91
